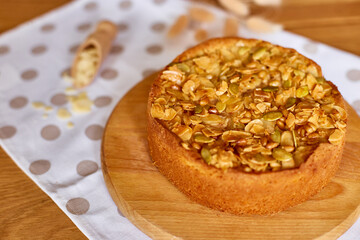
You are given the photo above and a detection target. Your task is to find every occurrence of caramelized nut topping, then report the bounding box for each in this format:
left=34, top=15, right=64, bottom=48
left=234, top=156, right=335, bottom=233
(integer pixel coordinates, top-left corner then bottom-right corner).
left=150, top=39, right=347, bottom=172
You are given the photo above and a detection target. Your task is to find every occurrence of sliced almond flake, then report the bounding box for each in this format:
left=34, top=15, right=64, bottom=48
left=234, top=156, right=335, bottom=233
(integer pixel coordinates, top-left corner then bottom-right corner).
left=254, top=0, right=282, bottom=6
left=245, top=16, right=282, bottom=33
left=281, top=131, right=294, bottom=147
left=223, top=17, right=239, bottom=37
left=256, top=102, right=268, bottom=113
left=202, top=127, right=223, bottom=137
left=328, top=129, right=344, bottom=145
left=215, top=81, right=228, bottom=96
left=222, top=130, right=252, bottom=142
left=182, top=80, right=196, bottom=95
left=150, top=103, right=164, bottom=119
left=172, top=125, right=192, bottom=141
left=194, top=29, right=208, bottom=42
left=244, top=119, right=263, bottom=132
left=163, top=108, right=177, bottom=121
left=167, top=15, right=189, bottom=39
left=219, top=0, right=249, bottom=17
left=162, top=70, right=184, bottom=85
left=249, top=124, right=265, bottom=135
left=188, top=7, right=215, bottom=22
left=306, top=73, right=317, bottom=90
left=333, top=106, right=347, bottom=120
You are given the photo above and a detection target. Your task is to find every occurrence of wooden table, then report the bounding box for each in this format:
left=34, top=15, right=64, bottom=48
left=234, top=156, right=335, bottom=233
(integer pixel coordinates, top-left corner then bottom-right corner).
left=0, top=0, right=359, bottom=239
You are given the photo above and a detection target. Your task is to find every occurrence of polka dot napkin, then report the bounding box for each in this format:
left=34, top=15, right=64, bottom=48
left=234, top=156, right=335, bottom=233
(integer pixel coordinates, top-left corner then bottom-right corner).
left=0, top=0, right=359, bottom=239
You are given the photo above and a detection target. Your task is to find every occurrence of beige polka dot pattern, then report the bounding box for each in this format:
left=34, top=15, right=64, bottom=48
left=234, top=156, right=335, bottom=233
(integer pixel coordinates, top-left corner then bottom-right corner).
left=117, top=22, right=129, bottom=32
left=10, top=96, right=28, bottom=109
left=77, top=160, right=98, bottom=176
left=142, top=68, right=156, bottom=78
left=151, top=22, right=166, bottom=32
left=84, top=2, right=97, bottom=11
left=154, top=0, right=166, bottom=4
left=41, top=23, right=55, bottom=32
left=0, top=45, right=10, bottom=55
left=31, top=45, right=47, bottom=55
left=117, top=208, right=125, bottom=217
left=69, top=44, right=80, bottom=54
left=21, top=69, right=38, bottom=81
left=85, top=125, right=104, bottom=140
left=51, top=93, right=68, bottom=106
left=41, top=125, right=61, bottom=141
left=146, top=44, right=163, bottom=54
left=0, top=126, right=16, bottom=139
left=66, top=198, right=90, bottom=215
left=110, top=45, right=124, bottom=54
left=77, top=22, right=92, bottom=32
left=353, top=100, right=360, bottom=113
left=347, top=69, right=360, bottom=81
left=101, top=69, right=118, bottom=80
left=29, top=160, right=51, bottom=175
left=119, top=0, right=132, bottom=9
left=61, top=68, right=71, bottom=77
left=94, top=96, right=112, bottom=107
left=303, top=42, right=318, bottom=54
left=188, top=20, right=201, bottom=30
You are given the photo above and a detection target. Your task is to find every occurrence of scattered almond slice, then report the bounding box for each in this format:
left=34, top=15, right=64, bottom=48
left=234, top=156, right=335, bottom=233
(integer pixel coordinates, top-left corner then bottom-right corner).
left=218, top=0, right=249, bottom=17
left=167, top=15, right=189, bottom=39
left=254, top=0, right=282, bottom=6
left=42, top=113, right=48, bottom=119
left=194, top=29, right=208, bottom=42
left=44, top=106, right=53, bottom=112
left=245, top=16, right=283, bottom=33
left=57, top=108, right=72, bottom=120
left=65, top=86, right=76, bottom=94
left=223, top=17, right=239, bottom=37
left=328, top=129, right=344, bottom=145
left=32, top=102, right=45, bottom=109
left=68, top=92, right=93, bottom=113
left=67, top=122, right=74, bottom=129
left=188, top=7, right=215, bottom=22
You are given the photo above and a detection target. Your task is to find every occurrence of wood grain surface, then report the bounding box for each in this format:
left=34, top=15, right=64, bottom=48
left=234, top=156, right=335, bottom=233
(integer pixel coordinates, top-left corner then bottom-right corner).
left=101, top=73, right=360, bottom=240
left=0, top=0, right=359, bottom=239
left=0, top=1, right=87, bottom=239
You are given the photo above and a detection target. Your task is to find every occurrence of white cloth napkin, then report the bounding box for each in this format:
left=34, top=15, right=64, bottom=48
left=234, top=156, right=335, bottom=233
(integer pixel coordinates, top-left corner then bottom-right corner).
left=0, top=0, right=359, bottom=239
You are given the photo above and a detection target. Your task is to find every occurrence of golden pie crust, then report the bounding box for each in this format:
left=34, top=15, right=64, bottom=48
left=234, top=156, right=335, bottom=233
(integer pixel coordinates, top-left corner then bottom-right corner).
left=147, top=37, right=346, bottom=215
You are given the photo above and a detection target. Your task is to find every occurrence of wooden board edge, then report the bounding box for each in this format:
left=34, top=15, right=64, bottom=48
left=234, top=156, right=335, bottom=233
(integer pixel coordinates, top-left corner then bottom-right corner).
left=316, top=198, right=360, bottom=239
left=100, top=74, right=360, bottom=240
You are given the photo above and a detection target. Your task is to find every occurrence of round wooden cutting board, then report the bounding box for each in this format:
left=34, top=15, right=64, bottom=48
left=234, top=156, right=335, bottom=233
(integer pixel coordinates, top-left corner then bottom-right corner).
left=101, top=73, right=360, bottom=240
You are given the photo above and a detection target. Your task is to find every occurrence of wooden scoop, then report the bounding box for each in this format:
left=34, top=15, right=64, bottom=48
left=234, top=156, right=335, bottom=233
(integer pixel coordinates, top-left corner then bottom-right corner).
left=71, top=20, right=118, bottom=88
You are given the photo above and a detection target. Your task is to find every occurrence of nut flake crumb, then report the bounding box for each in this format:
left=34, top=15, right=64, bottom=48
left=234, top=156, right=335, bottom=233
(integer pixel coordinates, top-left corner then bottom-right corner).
left=65, top=86, right=76, bottom=94
left=57, top=108, right=72, bottom=120
left=32, top=102, right=45, bottom=109
left=44, top=106, right=53, bottom=112
left=68, top=92, right=93, bottom=113
left=67, top=121, right=74, bottom=129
